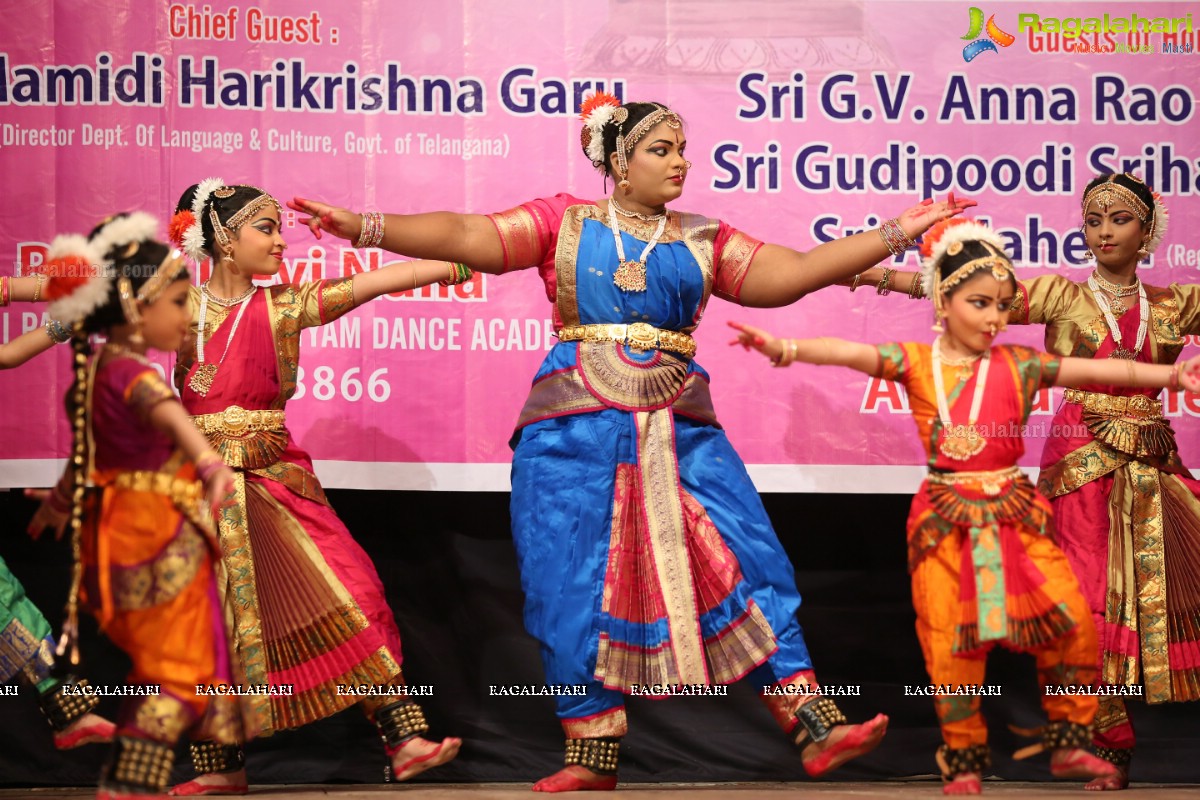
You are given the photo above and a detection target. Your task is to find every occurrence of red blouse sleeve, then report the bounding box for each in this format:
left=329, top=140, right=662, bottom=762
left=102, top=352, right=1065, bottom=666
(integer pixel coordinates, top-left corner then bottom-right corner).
left=712, top=220, right=764, bottom=303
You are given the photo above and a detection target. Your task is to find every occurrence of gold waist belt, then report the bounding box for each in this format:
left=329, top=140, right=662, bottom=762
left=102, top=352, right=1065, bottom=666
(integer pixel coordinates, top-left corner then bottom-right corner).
left=1062, top=389, right=1161, bottom=419
left=927, top=466, right=1023, bottom=495
left=110, top=470, right=204, bottom=506
left=190, top=405, right=286, bottom=435
left=557, top=323, right=697, bottom=359
left=189, top=405, right=288, bottom=469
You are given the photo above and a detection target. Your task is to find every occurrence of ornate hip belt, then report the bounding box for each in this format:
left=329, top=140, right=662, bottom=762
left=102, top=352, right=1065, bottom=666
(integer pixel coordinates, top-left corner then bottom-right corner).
left=927, top=466, right=1023, bottom=496
left=110, top=470, right=204, bottom=507
left=557, top=323, right=697, bottom=359
left=189, top=405, right=288, bottom=469
left=1062, top=388, right=1162, bottom=419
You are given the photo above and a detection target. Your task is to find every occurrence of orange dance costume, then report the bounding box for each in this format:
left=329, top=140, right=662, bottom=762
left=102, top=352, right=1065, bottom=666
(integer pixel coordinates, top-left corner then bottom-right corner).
left=75, top=352, right=241, bottom=794
left=878, top=342, right=1100, bottom=778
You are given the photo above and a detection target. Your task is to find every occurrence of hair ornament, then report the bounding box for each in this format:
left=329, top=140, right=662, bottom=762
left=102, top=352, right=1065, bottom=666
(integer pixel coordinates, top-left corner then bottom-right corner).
left=43, top=234, right=105, bottom=325
left=919, top=218, right=1008, bottom=297
left=579, top=91, right=622, bottom=166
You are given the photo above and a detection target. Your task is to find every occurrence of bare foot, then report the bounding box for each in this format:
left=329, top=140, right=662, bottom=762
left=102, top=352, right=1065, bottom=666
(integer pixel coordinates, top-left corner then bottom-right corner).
left=1051, top=747, right=1120, bottom=782
left=1085, top=768, right=1130, bottom=791
left=943, top=772, right=982, bottom=795
left=389, top=736, right=461, bottom=781
left=532, top=765, right=617, bottom=792
left=54, top=712, right=116, bottom=749
left=800, top=713, right=889, bottom=777
left=168, top=768, right=248, bottom=796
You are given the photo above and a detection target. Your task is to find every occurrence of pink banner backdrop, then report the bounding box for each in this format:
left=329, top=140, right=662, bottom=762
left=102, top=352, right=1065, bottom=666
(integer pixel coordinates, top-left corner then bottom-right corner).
left=2, top=1, right=1198, bottom=491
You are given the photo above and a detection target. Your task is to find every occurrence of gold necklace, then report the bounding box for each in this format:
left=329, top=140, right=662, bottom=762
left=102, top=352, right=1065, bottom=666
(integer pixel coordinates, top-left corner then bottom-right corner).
left=937, top=345, right=984, bottom=383
left=101, top=342, right=150, bottom=365
left=610, top=197, right=666, bottom=222
left=1091, top=270, right=1140, bottom=297
left=202, top=281, right=257, bottom=308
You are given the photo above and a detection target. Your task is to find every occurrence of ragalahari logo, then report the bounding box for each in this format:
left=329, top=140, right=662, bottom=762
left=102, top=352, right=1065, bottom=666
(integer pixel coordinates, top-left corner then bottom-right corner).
left=961, top=7, right=1015, bottom=61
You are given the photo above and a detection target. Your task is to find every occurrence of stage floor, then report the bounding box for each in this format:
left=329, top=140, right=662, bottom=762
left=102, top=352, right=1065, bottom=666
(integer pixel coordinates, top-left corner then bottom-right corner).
left=5, top=784, right=1199, bottom=799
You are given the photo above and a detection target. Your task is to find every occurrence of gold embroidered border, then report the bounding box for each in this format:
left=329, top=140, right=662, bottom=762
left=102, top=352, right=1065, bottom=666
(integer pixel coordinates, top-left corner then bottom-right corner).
left=272, top=646, right=401, bottom=731
left=318, top=278, right=356, bottom=324
left=1037, top=440, right=1130, bottom=499
left=594, top=634, right=678, bottom=689
left=266, top=286, right=300, bottom=405
left=636, top=409, right=706, bottom=685
left=1127, top=461, right=1171, bottom=703
left=0, top=618, right=51, bottom=684
left=109, top=525, right=208, bottom=611
left=126, top=371, right=178, bottom=423
left=676, top=213, right=718, bottom=331
left=262, top=604, right=371, bottom=672
left=577, top=343, right=689, bottom=411
left=562, top=706, right=629, bottom=738
left=1101, top=468, right=1140, bottom=689
left=214, top=471, right=272, bottom=734
left=1094, top=694, right=1130, bottom=734
left=130, top=692, right=194, bottom=742
left=711, top=229, right=760, bottom=304
left=516, top=368, right=718, bottom=430
left=249, top=462, right=329, bottom=506
left=487, top=205, right=545, bottom=269
left=706, top=601, right=777, bottom=684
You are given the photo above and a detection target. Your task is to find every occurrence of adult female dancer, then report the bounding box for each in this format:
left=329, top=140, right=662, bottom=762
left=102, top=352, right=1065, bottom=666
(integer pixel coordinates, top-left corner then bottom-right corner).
left=0, top=279, right=114, bottom=752
left=844, top=174, right=1199, bottom=790
left=29, top=215, right=238, bottom=799
left=289, top=93, right=974, bottom=791
left=729, top=218, right=1200, bottom=794
left=163, top=181, right=466, bottom=795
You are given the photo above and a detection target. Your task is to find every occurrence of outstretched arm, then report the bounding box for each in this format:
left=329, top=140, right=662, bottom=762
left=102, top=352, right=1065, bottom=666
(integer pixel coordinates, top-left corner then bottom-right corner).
left=351, top=259, right=468, bottom=305
left=146, top=401, right=235, bottom=511
left=736, top=194, right=975, bottom=307
left=1, top=275, right=47, bottom=304
left=287, top=198, right=507, bottom=274
left=1056, top=354, right=1200, bottom=392
left=728, top=321, right=882, bottom=376
left=0, top=324, right=59, bottom=370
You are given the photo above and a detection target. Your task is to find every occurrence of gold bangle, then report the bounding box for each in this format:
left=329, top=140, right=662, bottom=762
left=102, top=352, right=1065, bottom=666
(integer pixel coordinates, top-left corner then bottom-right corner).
left=908, top=275, right=926, bottom=300
left=773, top=339, right=796, bottom=368
left=32, top=274, right=46, bottom=302
left=849, top=273, right=864, bottom=293
left=877, top=268, right=894, bottom=296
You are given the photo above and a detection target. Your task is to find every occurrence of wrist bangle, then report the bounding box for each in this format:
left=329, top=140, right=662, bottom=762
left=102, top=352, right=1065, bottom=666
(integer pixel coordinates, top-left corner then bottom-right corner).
left=877, top=268, right=895, bottom=296
left=45, top=319, right=71, bottom=344
left=773, top=339, right=798, bottom=368
left=32, top=274, right=46, bottom=302
left=355, top=211, right=385, bottom=249
left=194, top=452, right=226, bottom=483
left=849, top=273, right=864, bottom=293
left=0, top=276, right=10, bottom=307
left=1170, top=362, right=1182, bottom=392
left=908, top=275, right=926, bottom=300
left=438, top=262, right=473, bottom=287
left=878, top=218, right=916, bottom=258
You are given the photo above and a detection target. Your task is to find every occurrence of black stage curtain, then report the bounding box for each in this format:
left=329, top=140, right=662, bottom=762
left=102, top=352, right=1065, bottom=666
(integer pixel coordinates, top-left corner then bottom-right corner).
left=0, top=489, right=1195, bottom=787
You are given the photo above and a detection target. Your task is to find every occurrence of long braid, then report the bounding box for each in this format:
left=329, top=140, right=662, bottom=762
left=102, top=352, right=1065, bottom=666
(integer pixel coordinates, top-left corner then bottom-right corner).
left=58, top=331, right=93, bottom=667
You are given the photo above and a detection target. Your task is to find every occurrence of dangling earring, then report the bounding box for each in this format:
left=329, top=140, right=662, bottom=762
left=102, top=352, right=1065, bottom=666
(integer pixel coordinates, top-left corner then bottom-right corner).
left=129, top=327, right=145, bottom=346
left=618, top=174, right=630, bottom=191
left=221, top=250, right=239, bottom=275
left=931, top=312, right=945, bottom=333
left=1137, top=239, right=1150, bottom=260
left=1082, top=250, right=1096, bottom=262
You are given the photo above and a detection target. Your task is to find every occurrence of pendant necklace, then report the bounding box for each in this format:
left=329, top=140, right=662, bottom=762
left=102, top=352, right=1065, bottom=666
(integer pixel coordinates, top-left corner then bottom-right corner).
left=189, top=284, right=256, bottom=396
left=609, top=200, right=667, bottom=293
left=1087, top=272, right=1147, bottom=360
left=932, top=336, right=990, bottom=461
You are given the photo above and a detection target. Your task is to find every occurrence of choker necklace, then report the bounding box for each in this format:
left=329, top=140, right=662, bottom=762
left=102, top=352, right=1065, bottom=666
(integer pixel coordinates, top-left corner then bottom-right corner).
left=610, top=197, right=666, bottom=222
left=1091, top=270, right=1140, bottom=297
left=1087, top=273, right=1147, bottom=360
left=609, top=200, right=668, bottom=293
left=189, top=286, right=257, bottom=396
left=932, top=336, right=990, bottom=461
left=202, top=281, right=257, bottom=308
